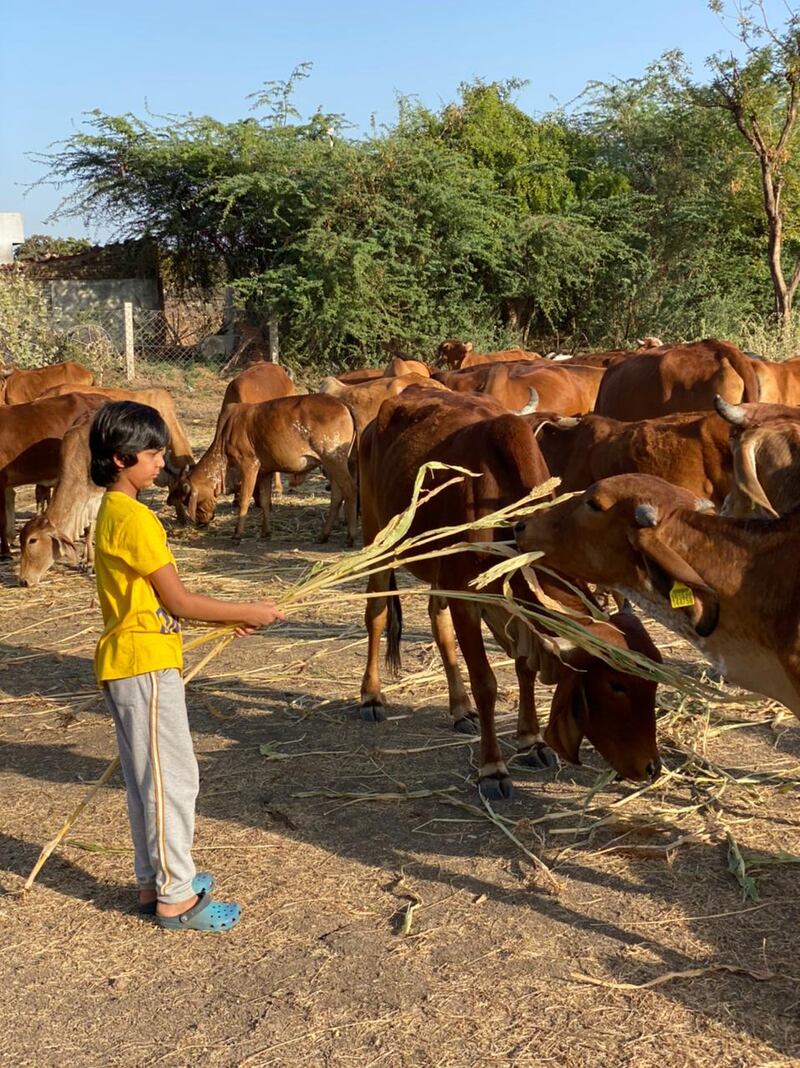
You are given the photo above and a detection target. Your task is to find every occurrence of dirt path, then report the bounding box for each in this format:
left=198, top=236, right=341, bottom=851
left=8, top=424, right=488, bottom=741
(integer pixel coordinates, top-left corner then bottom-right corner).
left=1, top=382, right=799, bottom=1067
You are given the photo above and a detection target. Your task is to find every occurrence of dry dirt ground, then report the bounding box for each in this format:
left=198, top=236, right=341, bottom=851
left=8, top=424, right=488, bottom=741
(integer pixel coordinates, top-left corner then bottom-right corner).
left=1, top=374, right=800, bottom=1068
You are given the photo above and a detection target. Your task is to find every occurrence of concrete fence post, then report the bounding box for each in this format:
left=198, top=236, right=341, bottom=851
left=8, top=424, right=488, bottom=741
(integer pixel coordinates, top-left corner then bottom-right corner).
left=123, top=302, right=135, bottom=380
left=268, top=319, right=279, bottom=363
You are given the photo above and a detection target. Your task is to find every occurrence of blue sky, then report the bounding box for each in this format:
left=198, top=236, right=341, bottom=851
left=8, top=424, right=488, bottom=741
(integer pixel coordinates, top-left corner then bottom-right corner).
left=0, top=1, right=775, bottom=241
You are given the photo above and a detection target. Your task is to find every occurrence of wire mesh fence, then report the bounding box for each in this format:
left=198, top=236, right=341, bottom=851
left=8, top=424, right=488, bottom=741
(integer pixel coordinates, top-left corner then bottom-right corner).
left=47, top=300, right=233, bottom=384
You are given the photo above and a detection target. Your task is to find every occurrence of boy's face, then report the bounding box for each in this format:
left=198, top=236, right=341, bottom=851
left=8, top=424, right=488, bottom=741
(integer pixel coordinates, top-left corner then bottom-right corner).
left=115, top=448, right=166, bottom=491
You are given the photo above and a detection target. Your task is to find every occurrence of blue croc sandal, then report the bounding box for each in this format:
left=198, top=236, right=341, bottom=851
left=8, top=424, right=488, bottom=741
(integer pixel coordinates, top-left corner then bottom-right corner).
left=155, top=891, right=241, bottom=932
left=138, top=872, right=215, bottom=915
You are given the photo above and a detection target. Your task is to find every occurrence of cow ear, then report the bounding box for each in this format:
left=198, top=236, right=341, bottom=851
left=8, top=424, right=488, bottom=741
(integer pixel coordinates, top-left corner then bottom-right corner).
left=53, top=534, right=78, bottom=563
left=630, top=528, right=719, bottom=637
left=544, top=675, right=586, bottom=765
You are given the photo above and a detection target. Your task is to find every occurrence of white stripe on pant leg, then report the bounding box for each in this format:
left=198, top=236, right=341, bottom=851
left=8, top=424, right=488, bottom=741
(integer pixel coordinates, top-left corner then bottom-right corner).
left=148, top=671, right=172, bottom=895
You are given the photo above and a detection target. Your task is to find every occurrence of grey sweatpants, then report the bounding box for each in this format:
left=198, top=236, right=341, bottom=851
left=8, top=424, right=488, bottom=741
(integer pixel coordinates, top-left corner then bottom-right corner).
left=103, top=669, right=199, bottom=904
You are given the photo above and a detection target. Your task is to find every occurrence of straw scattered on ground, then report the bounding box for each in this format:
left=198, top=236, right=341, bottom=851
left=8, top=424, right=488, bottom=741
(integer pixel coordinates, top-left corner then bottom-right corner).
left=1, top=374, right=799, bottom=1068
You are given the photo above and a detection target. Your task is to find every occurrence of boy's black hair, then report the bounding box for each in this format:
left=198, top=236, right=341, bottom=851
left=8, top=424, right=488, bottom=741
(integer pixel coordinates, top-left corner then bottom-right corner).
left=89, top=401, right=170, bottom=488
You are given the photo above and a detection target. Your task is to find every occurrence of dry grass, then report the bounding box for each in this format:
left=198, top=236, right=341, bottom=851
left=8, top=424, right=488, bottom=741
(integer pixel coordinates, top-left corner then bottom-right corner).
left=1, top=378, right=799, bottom=1067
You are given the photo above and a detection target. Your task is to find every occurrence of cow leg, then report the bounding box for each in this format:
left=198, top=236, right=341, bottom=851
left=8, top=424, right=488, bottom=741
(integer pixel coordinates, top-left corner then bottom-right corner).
left=35, top=485, right=52, bottom=513
left=514, top=657, right=558, bottom=769
left=84, top=518, right=97, bottom=574
left=447, top=598, right=511, bottom=799
left=320, top=452, right=357, bottom=547
left=428, top=596, right=477, bottom=734
left=1, top=485, right=13, bottom=558
left=233, top=463, right=259, bottom=543
left=256, top=472, right=273, bottom=538
left=359, top=570, right=391, bottom=722
left=273, top=471, right=283, bottom=498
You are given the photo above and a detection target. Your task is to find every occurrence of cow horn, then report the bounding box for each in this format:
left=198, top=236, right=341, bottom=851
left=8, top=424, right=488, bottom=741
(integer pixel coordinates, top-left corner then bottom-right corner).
left=554, top=416, right=580, bottom=429
left=634, top=503, right=659, bottom=528
left=733, top=431, right=779, bottom=518
left=517, top=388, right=539, bottom=416
left=163, top=451, right=180, bottom=477
left=714, top=394, right=748, bottom=427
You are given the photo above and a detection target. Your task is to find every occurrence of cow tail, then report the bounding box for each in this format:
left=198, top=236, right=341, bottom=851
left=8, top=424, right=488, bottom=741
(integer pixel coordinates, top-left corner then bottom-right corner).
left=385, top=571, right=403, bottom=677
left=728, top=348, right=761, bottom=402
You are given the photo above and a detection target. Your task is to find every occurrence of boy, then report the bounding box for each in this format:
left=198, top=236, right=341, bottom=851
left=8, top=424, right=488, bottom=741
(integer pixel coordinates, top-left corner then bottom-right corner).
left=89, top=401, right=283, bottom=932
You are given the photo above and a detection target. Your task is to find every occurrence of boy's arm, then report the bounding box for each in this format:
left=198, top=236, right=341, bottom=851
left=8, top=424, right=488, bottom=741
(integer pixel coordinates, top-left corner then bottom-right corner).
left=149, top=564, right=284, bottom=629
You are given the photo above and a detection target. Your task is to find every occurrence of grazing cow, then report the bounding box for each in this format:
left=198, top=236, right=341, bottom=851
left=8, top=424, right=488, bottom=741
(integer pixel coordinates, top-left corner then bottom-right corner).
left=41, top=384, right=194, bottom=520
left=220, top=362, right=296, bottom=498
left=714, top=396, right=800, bottom=517
left=180, top=394, right=357, bottom=544
left=221, top=362, right=295, bottom=408
left=593, top=339, right=760, bottom=420
left=530, top=410, right=734, bottom=505
left=18, top=415, right=102, bottom=586
left=318, top=373, right=448, bottom=439
left=436, top=339, right=541, bottom=370
left=0, top=392, right=108, bottom=557
left=359, top=389, right=662, bottom=797
left=41, top=384, right=194, bottom=478
left=515, top=472, right=800, bottom=718
left=434, top=360, right=604, bottom=416
left=0, top=361, right=93, bottom=405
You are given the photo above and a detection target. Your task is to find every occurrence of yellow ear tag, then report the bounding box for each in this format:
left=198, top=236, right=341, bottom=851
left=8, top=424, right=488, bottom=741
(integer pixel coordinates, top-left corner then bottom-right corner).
left=670, top=582, right=695, bottom=608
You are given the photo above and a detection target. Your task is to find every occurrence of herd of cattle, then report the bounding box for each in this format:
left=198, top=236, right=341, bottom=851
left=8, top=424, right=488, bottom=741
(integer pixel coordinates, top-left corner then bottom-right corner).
left=4, top=333, right=800, bottom=800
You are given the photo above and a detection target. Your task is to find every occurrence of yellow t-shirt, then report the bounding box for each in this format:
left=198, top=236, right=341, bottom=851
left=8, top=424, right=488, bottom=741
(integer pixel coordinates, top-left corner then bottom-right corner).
left=94, top=491, right=183, bottom=682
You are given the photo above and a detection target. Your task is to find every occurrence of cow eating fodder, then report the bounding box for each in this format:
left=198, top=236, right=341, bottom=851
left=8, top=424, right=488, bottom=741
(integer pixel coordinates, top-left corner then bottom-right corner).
left=178, top=394, right=358, bottom=545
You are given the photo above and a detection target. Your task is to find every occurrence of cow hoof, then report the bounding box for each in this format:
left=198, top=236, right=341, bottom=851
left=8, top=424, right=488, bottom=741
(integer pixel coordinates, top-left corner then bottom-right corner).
left=359, top=700, right=386, bottom=723
left=516, top=743, right=558, bottom=770
left=478, top=775, right=513, bottom=801
left=453, top=714, right=478, bottom=735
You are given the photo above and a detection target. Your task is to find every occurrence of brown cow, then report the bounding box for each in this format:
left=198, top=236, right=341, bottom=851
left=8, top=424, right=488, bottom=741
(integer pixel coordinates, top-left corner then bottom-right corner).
left=530, top=410, right=734, bottom=505
left=18, top=415, right=102, bottom=586
left=221, top=362, right=295, bottom=407
left=220, top=362, right=296, bottom=498
left=434, top=360, right=603, bottom=416
left=0, top=392, right=108, bottom=557
left=333, top=369, right=384, bottom=386
left=41, top=384, right=194, bottom=517
left=436, top=339, right=542, bottom=370
left=359, top=389, right=662, bottom=798
left=516, top=472, right=800, bottom=718
left=752, top=355, right=800, bottom=405
left=383, top=356, right=432, bottom=378
left=41, top=384, right=193, bottom=473
left=180, top=394, right=357, bottom=544
left=319, top=373, right=448, bottom=439
left=1, top=361, right=93, bottom=405
left=714, top=396, right=800, bottom=517
left=593, top=339, right=760, bottom=420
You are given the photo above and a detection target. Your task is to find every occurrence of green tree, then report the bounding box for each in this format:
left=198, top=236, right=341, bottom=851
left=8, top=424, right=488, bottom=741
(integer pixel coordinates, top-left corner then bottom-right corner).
left=14, top=234, right=92, bottom=261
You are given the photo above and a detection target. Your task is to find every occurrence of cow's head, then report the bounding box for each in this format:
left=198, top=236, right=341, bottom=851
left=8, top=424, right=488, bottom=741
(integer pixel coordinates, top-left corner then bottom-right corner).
left=545, top=610, right=661, bottom=782
left=176, top=463, right=222, bottom=527
left=18, top=516, right=78, bottom=587
left=516, top=474, right=718, bottom=636
left=437, top=339, right=472, bottom=370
